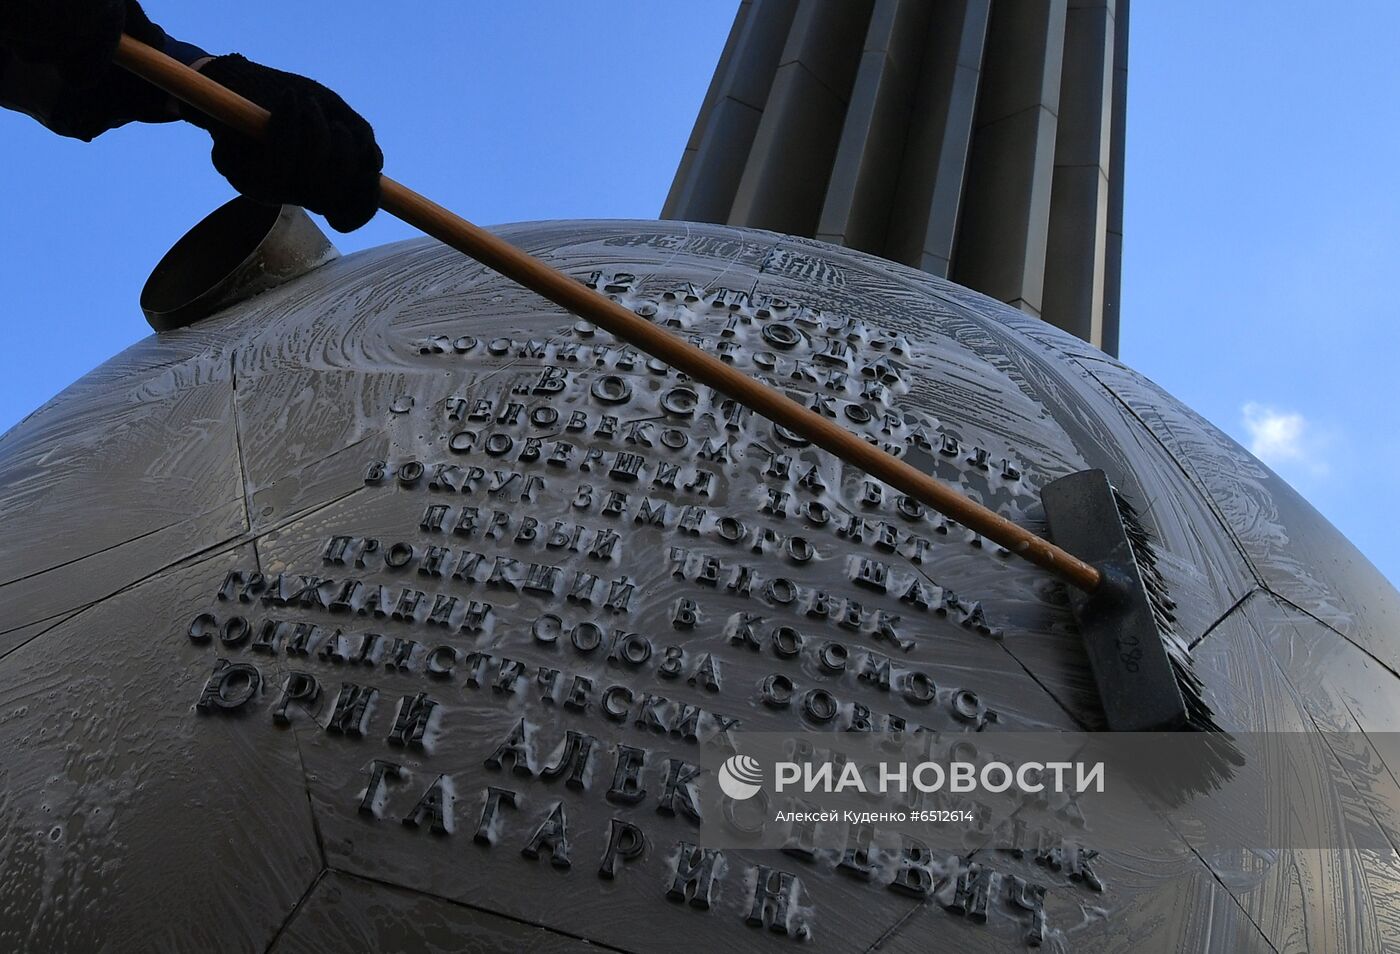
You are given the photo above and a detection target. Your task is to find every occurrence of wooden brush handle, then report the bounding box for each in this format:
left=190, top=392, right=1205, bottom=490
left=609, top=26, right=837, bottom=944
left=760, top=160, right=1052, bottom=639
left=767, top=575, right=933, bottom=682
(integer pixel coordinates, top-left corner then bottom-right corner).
left=113, top=34, right=1103, bottom=594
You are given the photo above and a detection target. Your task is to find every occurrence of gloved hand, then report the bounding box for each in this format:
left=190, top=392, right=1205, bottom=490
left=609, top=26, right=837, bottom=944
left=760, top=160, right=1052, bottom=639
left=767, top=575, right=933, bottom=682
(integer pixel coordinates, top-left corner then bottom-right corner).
left=0, top=0, right=127, bottom=75
left=0, top=0, right=175, bottom=139
left=0, top=0, right=167, bottom=77
left=183, top=55, right=383, bottom=233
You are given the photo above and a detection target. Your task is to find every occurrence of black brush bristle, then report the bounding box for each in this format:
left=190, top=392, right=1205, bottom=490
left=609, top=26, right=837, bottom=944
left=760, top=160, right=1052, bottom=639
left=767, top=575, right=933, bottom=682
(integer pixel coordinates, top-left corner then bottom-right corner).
left=1111, top=488, right=1242, bottom=792
left=1111, top=488, right=1218, bottom=734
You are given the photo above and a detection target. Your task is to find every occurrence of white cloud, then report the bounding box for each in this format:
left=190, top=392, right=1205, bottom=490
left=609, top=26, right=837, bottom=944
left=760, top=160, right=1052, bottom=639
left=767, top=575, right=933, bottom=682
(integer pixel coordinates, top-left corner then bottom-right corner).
left=1241, top=402, right=1328, bottom=477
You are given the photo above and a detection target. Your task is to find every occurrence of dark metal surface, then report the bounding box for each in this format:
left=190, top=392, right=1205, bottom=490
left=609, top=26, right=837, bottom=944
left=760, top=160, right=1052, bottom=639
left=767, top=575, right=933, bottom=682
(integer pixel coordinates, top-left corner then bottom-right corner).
left=1, top=216, right=1397, bottom=952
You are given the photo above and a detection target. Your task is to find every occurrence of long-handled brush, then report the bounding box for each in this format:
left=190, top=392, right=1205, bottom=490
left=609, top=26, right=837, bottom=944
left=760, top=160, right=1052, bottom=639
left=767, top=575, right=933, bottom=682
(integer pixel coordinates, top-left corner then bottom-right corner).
left=113, top=34, right=1218, bottom=736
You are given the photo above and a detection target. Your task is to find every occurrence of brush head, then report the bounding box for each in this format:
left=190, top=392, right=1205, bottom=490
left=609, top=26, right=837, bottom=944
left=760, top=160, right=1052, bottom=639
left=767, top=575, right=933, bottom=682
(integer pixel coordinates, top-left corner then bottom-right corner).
left=1043, top=469, right=1221, bottom=735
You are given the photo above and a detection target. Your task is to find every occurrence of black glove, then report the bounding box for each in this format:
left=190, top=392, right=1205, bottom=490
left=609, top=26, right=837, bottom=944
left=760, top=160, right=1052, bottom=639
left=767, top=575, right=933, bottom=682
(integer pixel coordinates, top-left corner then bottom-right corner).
left=0, top=0, right=126, bottom=75
left=183, top=55, right=383, bottom=233
left=0, top=1, right=175, bottom=140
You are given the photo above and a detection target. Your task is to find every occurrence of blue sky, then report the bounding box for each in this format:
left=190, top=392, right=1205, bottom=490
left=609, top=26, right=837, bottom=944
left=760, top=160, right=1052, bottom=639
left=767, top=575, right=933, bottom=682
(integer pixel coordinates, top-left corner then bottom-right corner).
left=2, top=2, right=1395, bottom=586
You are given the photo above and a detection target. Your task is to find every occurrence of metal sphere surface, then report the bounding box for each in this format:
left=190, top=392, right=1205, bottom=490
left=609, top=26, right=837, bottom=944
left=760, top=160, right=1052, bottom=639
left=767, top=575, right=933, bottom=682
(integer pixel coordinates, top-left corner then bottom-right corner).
left=1, top=219, right=1396, bottom=953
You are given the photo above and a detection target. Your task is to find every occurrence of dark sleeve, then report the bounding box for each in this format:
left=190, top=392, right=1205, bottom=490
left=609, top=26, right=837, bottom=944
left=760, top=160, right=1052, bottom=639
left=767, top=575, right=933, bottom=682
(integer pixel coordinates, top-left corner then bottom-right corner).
left=0, top=33, right=208, bottom=141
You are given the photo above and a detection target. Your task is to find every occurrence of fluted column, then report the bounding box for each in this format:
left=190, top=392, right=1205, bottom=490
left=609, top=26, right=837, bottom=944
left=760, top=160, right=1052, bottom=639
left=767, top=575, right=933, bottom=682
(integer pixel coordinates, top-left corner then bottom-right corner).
left=664, top=0, right=1128, bottom=356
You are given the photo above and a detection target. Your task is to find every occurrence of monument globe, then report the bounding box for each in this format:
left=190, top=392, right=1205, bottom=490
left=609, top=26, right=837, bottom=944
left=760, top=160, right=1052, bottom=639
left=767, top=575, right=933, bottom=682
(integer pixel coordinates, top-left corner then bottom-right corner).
left=2, top=203, right=1397, bottom=952
left=4, top=5, right=1400, bottom=954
